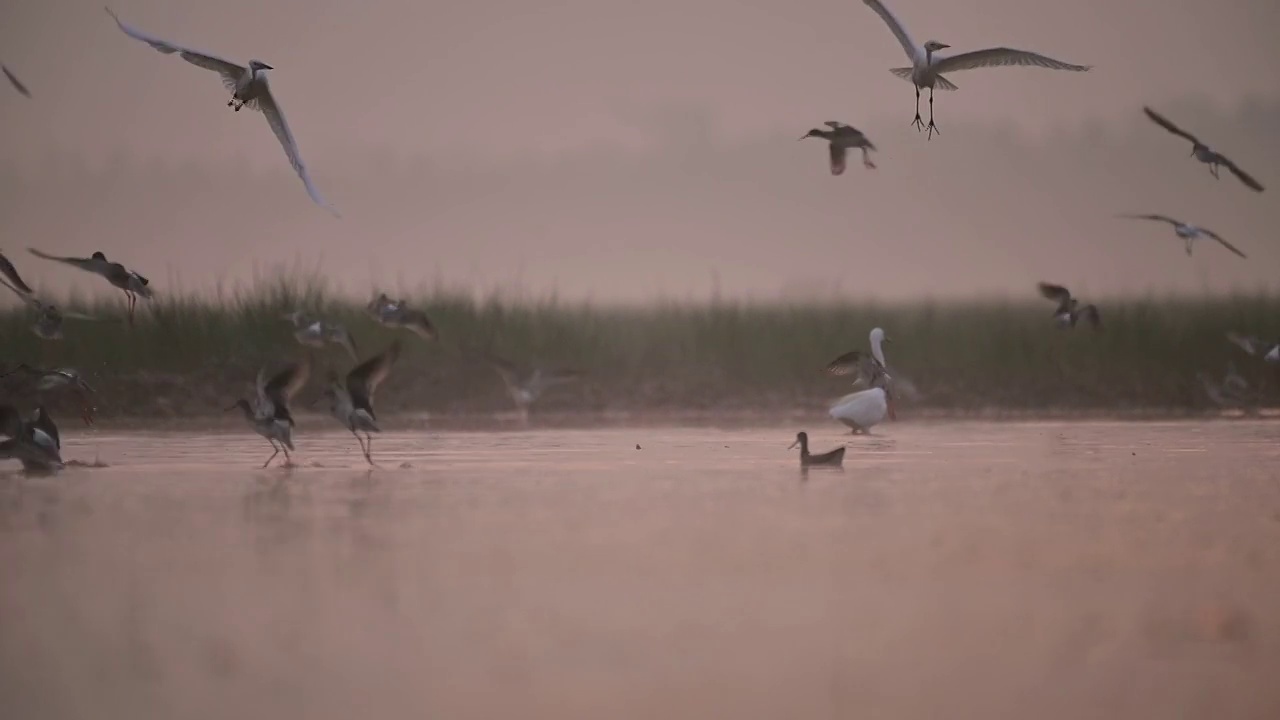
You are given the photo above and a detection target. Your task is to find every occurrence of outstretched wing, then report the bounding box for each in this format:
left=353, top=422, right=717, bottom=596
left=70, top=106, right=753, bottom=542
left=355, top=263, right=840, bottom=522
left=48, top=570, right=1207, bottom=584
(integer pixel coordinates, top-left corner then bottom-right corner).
left=0, top=252, right=33, bottom=294
left=1199, top=228, right=1247, bottom=259
left=1079, top=304, right=1102, bottom=329
left=1226, top=332, right=1264, bottom=356
left=824, top=350, right=871, bottom=377
left=1117, top=213, right=1180, bottom=226
left=26, top=247, right=100, bottom=274
left=2, top=65, right=30, bottom=98
left=104, top=6, right=245, bottom=91
left=264, top=355, right=312, bottom=406
left=829, top=144, right=847, bottom=176
left=933, top=48, right=1091, bottom=74
left=1219, top=155, right=1265, bottom=193
left=1036, top=282, right=1071, bottom=304
left=1142, top=106, right=1200, bottom=145
left=257, top=78, right=340, bottom=216
left=347, top=340, right=402, bottom=416
left=861, top=0, right=919, bottom=63
left=481, top=352, right=522, bottom=388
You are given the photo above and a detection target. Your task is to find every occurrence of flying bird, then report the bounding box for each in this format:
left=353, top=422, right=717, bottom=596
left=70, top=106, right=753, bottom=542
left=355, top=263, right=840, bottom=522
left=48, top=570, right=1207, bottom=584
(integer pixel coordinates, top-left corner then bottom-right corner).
left=27, top=248, right=153, bottom=325
left=1226, top=332, right=1280, bottom=364
left=2, top=64, right=30, bottom=98
left=366, top=293, right=438, bottom=340
left=799, top=122, right=877, bottom=174
left=104, top=6, right=339, bottom=216
left=1116, top=214, right=1246, bottom=259
left=1142, top=106, right=1264, bottom=192
left=860, top=0, right=1090, bottom=139
left=0, top=250, right=102, bottom=339
left=0, top=364, right=98, bottom=426
left=324, top=340, right=401, bottom=466
left=1036, top=282, right=1101, bottom=330
left=476, top=351, right=582, bottom=421
left=228, top=355, right=311, bottom=468
left=282, top=311, right=358, bottom=361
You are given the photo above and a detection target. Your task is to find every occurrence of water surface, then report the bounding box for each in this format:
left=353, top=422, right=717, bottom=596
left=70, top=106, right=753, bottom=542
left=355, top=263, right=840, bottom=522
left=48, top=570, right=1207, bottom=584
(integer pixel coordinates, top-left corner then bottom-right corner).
left=2, top=421, right=1279, bottom=719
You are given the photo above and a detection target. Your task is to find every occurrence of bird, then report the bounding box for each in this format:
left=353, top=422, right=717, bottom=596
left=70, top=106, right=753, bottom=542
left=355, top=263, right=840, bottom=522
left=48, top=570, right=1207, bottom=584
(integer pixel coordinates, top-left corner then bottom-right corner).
left=0, top=403, right=64, bottom=474
left=3, top=64, right=31, bottom=98
left=788, top=431, right=846, bottom=467
left=27, top=248, right=153, bottom=325
left=1197, top=364, right=1255, bottom=411
left=1226, top=332, right=1280, bottom=364
left=104, top=7, right=339, bottom=216
left=227, top=355, right=311, bottom=468
left=1142, top=106, right=1264, bottom=192
left=1116, top=214, right=1246, bottom=259
left=829, top=370, right=896, bottom=434
left=860, top=0, right=1090, bottom=139
left=366, top=293, right=438, bottom=340
left=825, top=327, right=892, bottom=386
left=476, top=351, right=582, bottom=421
left=799, top=122, right=877, bottom=174
left=1036, top=282, right=1101, bottom=330
left=0, top=364, right=98, bottom=426
left=0, top=250, right=103, bottom=340
left=324, top=340, right=401, bottom=466
left=282, top=311, right=358, bottom=361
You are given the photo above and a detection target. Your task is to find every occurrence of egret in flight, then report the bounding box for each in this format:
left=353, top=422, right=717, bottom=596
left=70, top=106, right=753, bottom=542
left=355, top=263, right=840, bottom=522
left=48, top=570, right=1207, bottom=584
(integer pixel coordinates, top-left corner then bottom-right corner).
left=1116, top=214, right=1247, bottom=259
left=104, top=7, right=339, bottom=216
left=860, top=0, right=1090, bottom=139
left=1142, top=106, right=1264, bottom=192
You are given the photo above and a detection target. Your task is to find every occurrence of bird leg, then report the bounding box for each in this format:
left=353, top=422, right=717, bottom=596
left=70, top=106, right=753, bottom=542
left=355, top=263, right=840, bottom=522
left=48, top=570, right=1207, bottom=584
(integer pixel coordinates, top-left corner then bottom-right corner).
left=281, top=446, right=292, bottom=467
left=124, top=291, right=136, bottom=327
left=911, top=85, right=925, bottom=132
left=262, top=440, right=280, bottom=469
left=926, top=88, right=940, bottom=140
left=350, top=430, right=371, bottom=463
left=1209, top=163, right=1220, bottom=179
left=363, top=432, right=375, bottom=466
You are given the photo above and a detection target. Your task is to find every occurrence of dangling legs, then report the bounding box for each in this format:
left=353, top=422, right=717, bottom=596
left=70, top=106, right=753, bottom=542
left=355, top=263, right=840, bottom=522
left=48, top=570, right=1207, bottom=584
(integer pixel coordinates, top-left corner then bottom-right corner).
left=926, top=88, right=940, bottom=140
left=911, top=85, right=924, bottom=132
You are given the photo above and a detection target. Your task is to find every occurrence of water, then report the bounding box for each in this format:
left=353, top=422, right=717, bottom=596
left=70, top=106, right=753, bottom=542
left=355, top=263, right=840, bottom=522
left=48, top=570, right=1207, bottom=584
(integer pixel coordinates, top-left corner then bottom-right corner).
left=2, top=421, right=1279, bottom=719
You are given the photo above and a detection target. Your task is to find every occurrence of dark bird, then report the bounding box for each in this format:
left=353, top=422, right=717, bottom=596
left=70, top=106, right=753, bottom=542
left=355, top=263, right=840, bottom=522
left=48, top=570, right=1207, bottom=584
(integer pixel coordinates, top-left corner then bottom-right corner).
left=1116, top=214, right=1246, bottom=259
left=0, top=364, right=98, bottom=425
left=2, top=64, right=31, bottom=98
left=227, top=355, right=311, bottom=468
left=788, top=431, right=846, bottom=467
left=1143, top=106, right=1264, bottom=192
left=324, top=340, right=401, bottom=466
left=27, top=248, right=153, bottom=326
left=799, top=121, right=877, bottom=174
left=1037, top=282, right=1101, bottom=330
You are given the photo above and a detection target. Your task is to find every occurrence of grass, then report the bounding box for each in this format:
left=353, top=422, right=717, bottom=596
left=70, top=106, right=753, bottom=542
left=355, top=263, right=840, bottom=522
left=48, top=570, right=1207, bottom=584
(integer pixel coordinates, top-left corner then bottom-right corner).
left=3, top=272, right=1279, bottom=420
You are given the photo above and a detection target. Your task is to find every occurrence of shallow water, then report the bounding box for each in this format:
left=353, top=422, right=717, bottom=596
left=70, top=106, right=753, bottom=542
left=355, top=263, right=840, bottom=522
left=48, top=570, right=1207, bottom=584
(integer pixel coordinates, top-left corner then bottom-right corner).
left=2, top=421, right=1279, bottom=719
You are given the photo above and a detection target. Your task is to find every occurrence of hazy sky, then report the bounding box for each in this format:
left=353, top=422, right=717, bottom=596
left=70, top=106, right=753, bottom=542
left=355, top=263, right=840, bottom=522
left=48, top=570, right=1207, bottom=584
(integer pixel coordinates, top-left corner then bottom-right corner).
left=1, top=0, right=1278, bottom=302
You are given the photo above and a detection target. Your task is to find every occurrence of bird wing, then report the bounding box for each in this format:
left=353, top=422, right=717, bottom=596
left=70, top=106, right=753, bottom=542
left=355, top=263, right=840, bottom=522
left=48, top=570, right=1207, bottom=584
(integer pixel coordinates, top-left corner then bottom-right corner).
left=328, top=325, right=359, bottom=361
left=932, top=48, right=1090, bottom=74
left=59, top=311, right=103, bottom=321
left=2, top=65, right=31, bottom=98
left=264, top=355, right=312, bottom=407
left=481, top=353, right=523, bottom=388
left=1199, top=228, right=1247, bottom=259
left=347, top=340, right=402, bottom=414
left=1219, top=156, right=1265, bottom=193
left=256, top=78, right=340, bottom=216
left=1117, top=213, right=1179, bottom=226
left=402, top=309, right=438, bottom=339
left=104, top=7, right=245, bottom=91
left=1079, top=304, right=1102, bottom=329
left=0, top=277, right=39, bottom=309
left=829, top=144, right=847, bottom=176
left=824, top=350, right=870, bottom=376
left=0, top=252, right=34, bottom=294
left=823, top=121, right=847, bottom=129
left=1036, top=282, right=1071, bottom=303
left=862, top=0, right=919, bottom=63
left=1226, top=332, right=1263, bottom=356
left=1142, top=106, right=1200, bottom=145
left=26, top=247, right=102, bottom=274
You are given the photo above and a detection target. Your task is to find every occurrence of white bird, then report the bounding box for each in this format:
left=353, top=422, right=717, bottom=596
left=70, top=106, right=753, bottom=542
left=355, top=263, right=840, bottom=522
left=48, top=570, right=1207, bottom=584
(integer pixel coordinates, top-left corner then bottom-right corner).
left=1143, top=106, right=1264, bottom=192
left=282, top=311, right=358, bottom=360
left=227, top=356, right=311, bottom=468
left=1197, top=363, right=1254, bottom=410
left=860, top=0, right=1090, bottom=139
left=104, top=7, right=339, bottom=216
left=1117, top=214, right=1247, bottom=259
left=799, top=121, right=877, bottom=174
left=476, top=351, right=583, bottom=421
left=1037, top=282, right=1101, bottom=330
left=1226, top=332, right=1280, bottom=364
left=324, top=340, right=401, bottom=466
left=829, top=370, right=896, bottom=434
left=3, top=64, right=31, bottom=98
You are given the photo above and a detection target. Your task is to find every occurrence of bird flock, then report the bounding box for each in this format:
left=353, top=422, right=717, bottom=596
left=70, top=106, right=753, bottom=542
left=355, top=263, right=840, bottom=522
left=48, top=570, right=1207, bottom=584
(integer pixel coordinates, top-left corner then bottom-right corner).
left=1, top=1, right=1274, bottom=471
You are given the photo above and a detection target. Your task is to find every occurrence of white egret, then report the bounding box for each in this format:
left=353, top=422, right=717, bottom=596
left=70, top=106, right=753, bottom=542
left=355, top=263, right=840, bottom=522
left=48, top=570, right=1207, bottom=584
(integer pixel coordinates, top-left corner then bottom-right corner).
left=799, top=121, right=877, bottom=174
left=104, top=7, right=339, bottom=216
left=860, top=0, right=1090, bottom=139
left=1143, top=106, right=1264, bottom=192
left=1116, top=214, right=1246, bottom=259
left=1037, top=282, right=1101, bottom=330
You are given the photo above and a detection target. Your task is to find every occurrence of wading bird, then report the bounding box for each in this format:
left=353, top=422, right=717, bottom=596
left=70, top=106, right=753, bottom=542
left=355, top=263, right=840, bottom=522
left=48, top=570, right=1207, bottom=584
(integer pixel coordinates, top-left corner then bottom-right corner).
left=228, top=356, right=311, bottom=468
left=1036, top=282, right=1101, bottom=330
left=860, top=0, right=1090, bottom=139
left=104, top=7, right=339, bottom=216
left=477, top=351, right=582, bottom=421
left=1116, top=214, right=1246, bottom=259
left=366, top=293, right=438, bottom=340
left=283, top=311, right=358, bottom=361
left=0, top=364, right=98, bottom=425
left=0, top=404, right=64, bottom=474
left=0, top=251, right=102, bottom=340
left=788, top=431, right=846, bottom=467
left=2, top=64, right=30, bottom=98
left=27, top=248, right=153, bottom=325
left=324, top=340, right=401, bottom=466
left=1226, top=332, right=1280, bottom=364
left=828, top=369, right=895, bottom=434
left=799, top=122, right=877, bottom=174
left=1142, top=106, right=1264, bottom=192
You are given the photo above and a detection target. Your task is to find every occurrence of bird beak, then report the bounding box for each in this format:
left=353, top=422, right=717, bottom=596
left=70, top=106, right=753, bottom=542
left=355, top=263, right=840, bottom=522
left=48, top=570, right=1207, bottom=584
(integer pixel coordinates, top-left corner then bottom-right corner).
left=260, top=63, right=274, bottom=70
left=788, top=439, right=799, bottom=450
left=797, top=135, right=809, bottom=141
left=936, top=43, right=951, bottom=49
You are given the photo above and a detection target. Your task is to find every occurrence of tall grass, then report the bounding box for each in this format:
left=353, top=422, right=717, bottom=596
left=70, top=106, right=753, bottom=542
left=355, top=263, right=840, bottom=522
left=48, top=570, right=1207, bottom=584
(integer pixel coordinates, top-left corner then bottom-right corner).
left=3, top=272, right=1278, bottom=419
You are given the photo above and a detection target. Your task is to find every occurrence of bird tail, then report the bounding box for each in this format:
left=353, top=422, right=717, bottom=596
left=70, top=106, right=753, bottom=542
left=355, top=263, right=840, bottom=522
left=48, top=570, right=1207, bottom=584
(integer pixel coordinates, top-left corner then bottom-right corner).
left=889, top=67, right=913, bottom=81
left=934, top=74, right=959, bottom=91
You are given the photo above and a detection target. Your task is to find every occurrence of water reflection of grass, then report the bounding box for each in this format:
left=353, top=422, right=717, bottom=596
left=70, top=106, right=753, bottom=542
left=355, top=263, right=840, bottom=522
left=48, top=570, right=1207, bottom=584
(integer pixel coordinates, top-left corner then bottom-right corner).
left=3, top=271, right=1278, bottom=418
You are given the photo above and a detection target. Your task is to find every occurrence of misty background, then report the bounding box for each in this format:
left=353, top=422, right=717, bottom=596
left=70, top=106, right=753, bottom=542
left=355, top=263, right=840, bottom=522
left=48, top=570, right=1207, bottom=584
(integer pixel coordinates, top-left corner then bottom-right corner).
left=1, top=0, right=1278, bottom=303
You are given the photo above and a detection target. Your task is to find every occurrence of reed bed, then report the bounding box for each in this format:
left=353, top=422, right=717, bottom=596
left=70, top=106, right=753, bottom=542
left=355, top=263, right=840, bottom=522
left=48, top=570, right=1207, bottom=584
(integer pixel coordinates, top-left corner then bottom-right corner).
left=3, top=273, right=1278, bottom=419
